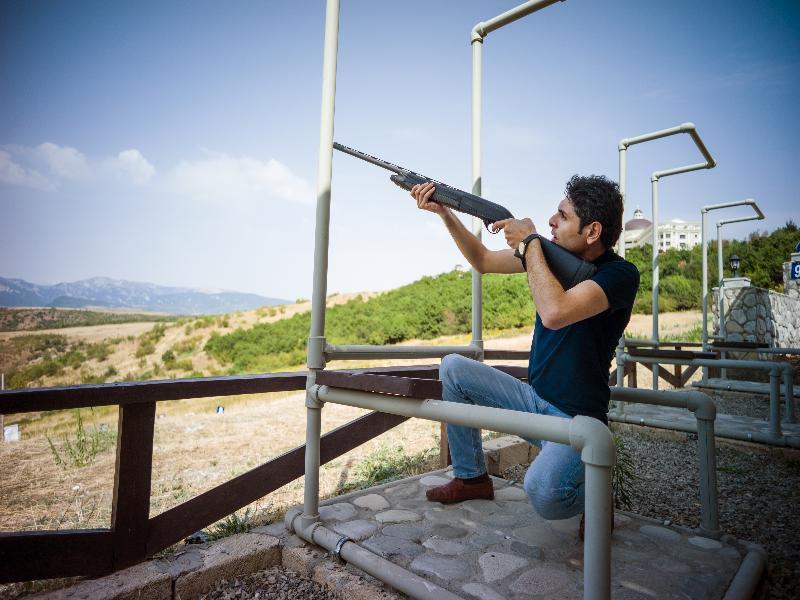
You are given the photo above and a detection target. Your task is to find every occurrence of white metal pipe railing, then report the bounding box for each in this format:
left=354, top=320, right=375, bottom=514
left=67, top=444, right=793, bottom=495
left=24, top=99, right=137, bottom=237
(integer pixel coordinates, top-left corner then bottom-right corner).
left=616, top=123, right=716, bottom=393
left=469, top=0, right=565, bottom=358
left=620, top=353, right=793, bottom=438
left=313, top=384, right=615, bottom=600
left=286, top=506, right=462, bottom=600
left=324, top=343, right=482, bottom=361
left=699, top=199, right=764, bottom=383
left=301, top=0, right=342, bottom=530
left=609, top=387, right=718, bottom=534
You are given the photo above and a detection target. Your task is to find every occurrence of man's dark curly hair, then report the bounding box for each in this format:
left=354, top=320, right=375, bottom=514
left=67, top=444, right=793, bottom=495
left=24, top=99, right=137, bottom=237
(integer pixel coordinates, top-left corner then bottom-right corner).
left=565, top=174, right=624, bottom=250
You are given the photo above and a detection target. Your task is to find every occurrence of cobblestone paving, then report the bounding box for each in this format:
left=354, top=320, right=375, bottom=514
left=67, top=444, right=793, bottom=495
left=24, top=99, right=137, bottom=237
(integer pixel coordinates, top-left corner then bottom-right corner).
left=299, top=469, right=746, bottom=599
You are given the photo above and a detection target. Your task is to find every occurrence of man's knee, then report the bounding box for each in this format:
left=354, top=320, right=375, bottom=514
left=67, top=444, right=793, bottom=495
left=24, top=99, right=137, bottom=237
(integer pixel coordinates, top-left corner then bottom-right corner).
left=524, top=469, right=580, bottom=520
left=440, top=353, right=468, bottom=385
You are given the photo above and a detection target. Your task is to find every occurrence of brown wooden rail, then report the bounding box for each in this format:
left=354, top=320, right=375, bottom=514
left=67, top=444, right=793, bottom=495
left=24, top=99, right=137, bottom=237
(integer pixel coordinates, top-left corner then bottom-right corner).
left=0, top=368, right=430, bottom=583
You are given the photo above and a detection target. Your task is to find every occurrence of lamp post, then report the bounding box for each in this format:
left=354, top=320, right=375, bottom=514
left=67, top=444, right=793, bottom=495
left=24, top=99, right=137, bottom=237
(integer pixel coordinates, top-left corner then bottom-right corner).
left=729, top=253, right=740, bottom=279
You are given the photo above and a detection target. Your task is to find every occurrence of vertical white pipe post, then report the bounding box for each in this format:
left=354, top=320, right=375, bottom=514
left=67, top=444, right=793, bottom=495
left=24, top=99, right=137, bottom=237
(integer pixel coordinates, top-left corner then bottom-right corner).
left=784, top=369, right=796, bottom=423
left=471, top=33, right=484, bottom=356
left=770, top=368, right=782, bottom=437
left=651, top=176, right=660, bottom=390
left=615, top=147, right=627, bottom=404
left=584, top=464, right=613, bottom=598
left=701, top=209, right=709, bottom=381
left=717, top=223, right=724, bottom=337
left=303, top=0, right=340, bottom=528
left=716, top=223, right=729, bottom=380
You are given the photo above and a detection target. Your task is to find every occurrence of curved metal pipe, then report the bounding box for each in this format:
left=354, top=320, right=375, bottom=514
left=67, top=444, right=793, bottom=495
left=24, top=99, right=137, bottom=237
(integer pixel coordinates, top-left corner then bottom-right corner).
left=722, top=545, right=767, bottom=600
left=324, top=343, right=482, bottom=361
left=313, top=385, right=614, bottom=599
left=286, top=508, right=462, bottom=600
left=471, top=0, right=565, bottom=42
left=609, top=387, right=718, bottom=533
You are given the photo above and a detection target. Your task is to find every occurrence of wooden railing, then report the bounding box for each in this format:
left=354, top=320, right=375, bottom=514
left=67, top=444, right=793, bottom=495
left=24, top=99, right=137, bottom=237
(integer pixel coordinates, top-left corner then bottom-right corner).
left=624, top=340, right=716, bottom=387
left=0, top=366, right=443, bottom=584
left=0, top=352, right=661, bottom=584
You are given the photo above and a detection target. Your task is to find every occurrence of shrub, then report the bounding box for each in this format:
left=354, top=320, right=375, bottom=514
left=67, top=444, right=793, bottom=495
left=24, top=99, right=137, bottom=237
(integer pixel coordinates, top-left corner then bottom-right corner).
left=46, top=410, right=115, bottom=468
left=612, top=433, right=637, bottom=510
left=86, top=342, right=111, bottom=361
left=135, top=341, right=155, bottom=358
left=171, top=336, right=200, bottom=355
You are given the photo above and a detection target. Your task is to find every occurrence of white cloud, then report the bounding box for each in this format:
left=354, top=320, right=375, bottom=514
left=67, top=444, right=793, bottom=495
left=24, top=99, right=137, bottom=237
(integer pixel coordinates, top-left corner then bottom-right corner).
left=114, top=149, right=155, bottom=185
left=0, top=149, right=55, bottom=190
left=170, top=153, right=312, bottom=204
left=34, top=142, right=91, bottom=180
left=0, top=143, right=157, bottom=189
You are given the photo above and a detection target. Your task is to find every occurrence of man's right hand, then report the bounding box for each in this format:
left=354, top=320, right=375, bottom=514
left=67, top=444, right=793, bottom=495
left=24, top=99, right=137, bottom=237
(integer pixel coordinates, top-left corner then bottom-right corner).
left=410, top=182, right=447, bottom=216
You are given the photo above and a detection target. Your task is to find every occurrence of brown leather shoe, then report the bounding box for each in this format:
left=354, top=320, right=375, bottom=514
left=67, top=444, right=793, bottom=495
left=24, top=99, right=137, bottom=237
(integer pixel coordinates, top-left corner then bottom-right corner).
left=426, top=477, right=494, bottom=504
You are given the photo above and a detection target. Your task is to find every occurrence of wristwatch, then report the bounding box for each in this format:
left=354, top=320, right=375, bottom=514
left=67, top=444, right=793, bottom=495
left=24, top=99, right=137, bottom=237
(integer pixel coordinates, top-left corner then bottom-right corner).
left=514, top=233, right=539, bottom=267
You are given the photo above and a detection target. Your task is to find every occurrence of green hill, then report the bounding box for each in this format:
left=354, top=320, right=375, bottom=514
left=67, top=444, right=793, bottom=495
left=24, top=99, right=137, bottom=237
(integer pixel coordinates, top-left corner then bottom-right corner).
left=205, top=270, right=534, bottom=372
left=206, top=222, right=798, bottom=372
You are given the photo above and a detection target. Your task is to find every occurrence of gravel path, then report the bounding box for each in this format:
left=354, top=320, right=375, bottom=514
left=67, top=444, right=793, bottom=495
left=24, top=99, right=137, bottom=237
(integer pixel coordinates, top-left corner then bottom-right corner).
left=199, top=566, right=337, bottom=600
left=503, top=425, right=800, bottom=599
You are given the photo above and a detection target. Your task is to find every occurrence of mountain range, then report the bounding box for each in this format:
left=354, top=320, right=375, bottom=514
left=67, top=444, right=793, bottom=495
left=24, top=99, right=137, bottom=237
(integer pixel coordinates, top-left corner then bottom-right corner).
left=0, top=276, right=289, bottom=315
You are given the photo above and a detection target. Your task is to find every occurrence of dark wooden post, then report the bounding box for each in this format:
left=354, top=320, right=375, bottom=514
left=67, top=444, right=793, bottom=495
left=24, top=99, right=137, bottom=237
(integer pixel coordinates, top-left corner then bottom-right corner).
left=439, top=423, right=451, bottom=468
left=111, top=401, right=156, bottom=570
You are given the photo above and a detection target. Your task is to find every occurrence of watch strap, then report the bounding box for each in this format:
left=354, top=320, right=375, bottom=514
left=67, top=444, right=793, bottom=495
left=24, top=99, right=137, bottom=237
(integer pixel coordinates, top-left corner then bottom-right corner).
left=514, top=233, right=540, bottom=269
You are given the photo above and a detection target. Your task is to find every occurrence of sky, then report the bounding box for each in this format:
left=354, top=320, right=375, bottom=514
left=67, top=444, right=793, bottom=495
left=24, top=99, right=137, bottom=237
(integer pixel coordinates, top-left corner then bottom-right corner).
left=1, top=0, right=798, bottom=300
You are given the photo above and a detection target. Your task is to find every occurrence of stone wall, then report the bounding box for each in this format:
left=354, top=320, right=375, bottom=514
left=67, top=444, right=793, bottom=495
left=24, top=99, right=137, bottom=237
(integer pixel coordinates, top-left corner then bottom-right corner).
left=712, top=284, right=800, bottom=347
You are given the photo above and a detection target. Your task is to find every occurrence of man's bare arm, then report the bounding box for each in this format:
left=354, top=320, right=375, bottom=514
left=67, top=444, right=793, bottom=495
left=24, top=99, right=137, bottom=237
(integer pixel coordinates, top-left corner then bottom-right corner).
left=411, top=182, right=522, bottom=274
left=522, top=239, right=609, bottom=329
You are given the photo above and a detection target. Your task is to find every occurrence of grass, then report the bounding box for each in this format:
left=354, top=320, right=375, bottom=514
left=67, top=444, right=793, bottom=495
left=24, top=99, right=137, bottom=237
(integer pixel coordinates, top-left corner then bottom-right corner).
left=46, top=410, right=116, bottom=468
left=335, top=444, right=440, bottom=495
left=611, top=433, right=638, bottom=510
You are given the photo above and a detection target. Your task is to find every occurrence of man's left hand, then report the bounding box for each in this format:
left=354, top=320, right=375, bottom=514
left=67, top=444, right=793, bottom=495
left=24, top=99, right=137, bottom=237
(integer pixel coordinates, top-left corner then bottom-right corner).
left=492, top=218, right=536, bottom=249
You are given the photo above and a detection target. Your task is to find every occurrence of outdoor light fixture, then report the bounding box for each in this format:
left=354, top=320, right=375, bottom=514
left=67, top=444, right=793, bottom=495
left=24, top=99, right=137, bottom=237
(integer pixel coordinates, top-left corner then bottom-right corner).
left=729, top=253, right=740, bottom=278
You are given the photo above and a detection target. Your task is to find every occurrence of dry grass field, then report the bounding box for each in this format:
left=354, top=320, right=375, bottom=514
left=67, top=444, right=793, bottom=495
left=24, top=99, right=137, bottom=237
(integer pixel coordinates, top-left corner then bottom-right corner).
left=0, top=308, right=702, bottom=539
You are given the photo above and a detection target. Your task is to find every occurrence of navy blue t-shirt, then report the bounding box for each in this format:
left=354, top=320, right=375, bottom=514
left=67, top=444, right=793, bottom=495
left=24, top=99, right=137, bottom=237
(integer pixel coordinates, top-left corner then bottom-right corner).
left=527, top=250, right=640, bottom=422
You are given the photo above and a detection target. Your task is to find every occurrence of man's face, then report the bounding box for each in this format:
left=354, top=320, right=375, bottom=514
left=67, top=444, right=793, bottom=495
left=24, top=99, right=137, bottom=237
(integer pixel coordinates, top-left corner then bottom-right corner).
left=548, top=198, right=587, bottom=253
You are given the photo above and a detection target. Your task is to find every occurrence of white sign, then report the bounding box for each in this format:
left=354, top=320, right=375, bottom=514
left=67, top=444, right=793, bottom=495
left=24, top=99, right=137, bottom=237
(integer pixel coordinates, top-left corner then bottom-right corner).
left=3, top=424, right=20, bottom=442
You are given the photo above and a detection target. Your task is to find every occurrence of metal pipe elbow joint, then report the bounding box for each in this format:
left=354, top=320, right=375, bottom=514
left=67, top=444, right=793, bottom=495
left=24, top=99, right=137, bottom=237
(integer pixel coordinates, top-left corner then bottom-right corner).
left=569, top=415, right=616, bottom=467
left=685, top=390, right=716, bottom=422
left=679, top=122, right=696, bottom=132
left=471, top=22, right=486, bottom=43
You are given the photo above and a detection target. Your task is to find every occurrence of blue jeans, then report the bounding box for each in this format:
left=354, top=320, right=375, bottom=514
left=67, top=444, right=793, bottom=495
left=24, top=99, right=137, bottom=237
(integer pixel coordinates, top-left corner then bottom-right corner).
left=440, top=353, right=585, bottom=520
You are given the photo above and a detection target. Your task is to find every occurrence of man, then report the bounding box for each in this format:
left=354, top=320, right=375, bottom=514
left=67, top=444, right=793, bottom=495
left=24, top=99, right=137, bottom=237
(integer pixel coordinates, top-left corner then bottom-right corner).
left=410, top=175, right=639, bottom=525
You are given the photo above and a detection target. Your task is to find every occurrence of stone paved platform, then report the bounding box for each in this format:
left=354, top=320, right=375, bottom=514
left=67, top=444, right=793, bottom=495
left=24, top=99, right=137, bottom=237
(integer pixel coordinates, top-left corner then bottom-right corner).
left=609, top=403, right=800, bottom=445
left=268, top=468, right=751, bottom=599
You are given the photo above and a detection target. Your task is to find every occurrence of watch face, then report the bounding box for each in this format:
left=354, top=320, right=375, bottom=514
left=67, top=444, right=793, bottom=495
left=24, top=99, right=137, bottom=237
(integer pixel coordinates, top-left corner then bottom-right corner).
left=518, top=240, right=527, bottom=255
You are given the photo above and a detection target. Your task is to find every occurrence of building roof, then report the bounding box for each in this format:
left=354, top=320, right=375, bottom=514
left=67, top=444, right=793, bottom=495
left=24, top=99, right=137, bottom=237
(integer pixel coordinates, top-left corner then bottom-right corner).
left=625, top=218, right=652, bottom=231
left=626, top=207, right=652, bottom=231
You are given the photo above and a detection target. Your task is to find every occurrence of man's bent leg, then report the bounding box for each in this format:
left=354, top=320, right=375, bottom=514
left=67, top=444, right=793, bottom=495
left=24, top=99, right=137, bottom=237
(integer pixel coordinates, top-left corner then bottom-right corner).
left=428, top=354, right=536, bottom=504
left=523, top=439, right=585, bottom=520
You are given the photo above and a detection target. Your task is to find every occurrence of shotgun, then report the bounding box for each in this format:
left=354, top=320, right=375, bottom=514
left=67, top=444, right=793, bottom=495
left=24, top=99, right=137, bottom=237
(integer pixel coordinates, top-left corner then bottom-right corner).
left=333, top=142, right=597, bottom=289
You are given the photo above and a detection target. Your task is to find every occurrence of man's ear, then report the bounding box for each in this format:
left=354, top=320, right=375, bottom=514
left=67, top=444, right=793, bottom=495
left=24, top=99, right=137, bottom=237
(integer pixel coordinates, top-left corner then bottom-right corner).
left=585, top=221, right=603, bottom=245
